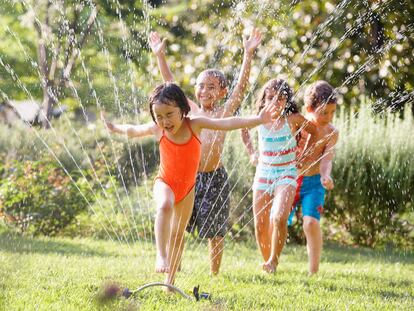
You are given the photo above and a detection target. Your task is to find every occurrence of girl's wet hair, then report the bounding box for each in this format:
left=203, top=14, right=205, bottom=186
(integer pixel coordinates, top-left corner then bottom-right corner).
left=149, top=83, right=191, bottom=122
left=256, top=78, right=298, bottom=115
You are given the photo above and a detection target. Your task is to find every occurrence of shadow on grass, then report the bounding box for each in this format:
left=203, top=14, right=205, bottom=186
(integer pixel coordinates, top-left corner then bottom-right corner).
left=0, top=231, right=119, bottom=257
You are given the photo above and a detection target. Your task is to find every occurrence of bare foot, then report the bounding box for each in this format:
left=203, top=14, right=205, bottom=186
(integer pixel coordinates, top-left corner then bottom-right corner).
left=155, top=256, right=169, bottom=273
left=163, top=285, right=175, bottom=295
left=163, top=277, right=175, bottom=295
left=262, top=260, right=277, bottom=273
left=308, top=270, right=318, bottom=277
left=210, top=270, right=219, bottom=277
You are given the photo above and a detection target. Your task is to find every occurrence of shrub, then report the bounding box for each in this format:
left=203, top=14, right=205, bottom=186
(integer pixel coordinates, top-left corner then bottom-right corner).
left=0, top=160, right=94, bottom=235
left=326, top=105, right=414, bottom=248
left=61, top=181, right=156, bottom=242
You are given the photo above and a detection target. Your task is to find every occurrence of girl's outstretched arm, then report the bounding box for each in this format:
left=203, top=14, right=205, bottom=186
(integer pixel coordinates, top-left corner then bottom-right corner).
left=192, top=103, right=276, bottom=132
left=101, top=112, right=158, bottom=138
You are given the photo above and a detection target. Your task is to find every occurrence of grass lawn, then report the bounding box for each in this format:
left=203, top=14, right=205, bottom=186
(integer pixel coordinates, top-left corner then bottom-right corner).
left=0, top=230, right=413, bottom=310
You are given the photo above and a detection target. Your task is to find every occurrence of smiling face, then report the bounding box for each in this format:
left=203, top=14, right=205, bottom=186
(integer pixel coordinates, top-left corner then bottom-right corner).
left=195, top=73, right=227, bottom=110
left=308, top=102, right=337, bottom=126
left=152, top=101, right=184, bottom=134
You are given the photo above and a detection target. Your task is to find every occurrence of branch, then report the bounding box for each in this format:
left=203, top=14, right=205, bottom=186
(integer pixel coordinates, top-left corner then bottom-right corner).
left=61, top=4, right=80, bottom=79
left=34, top=1, right=53, bottom=90
left=60, top=5, right=97, bottom=86
left=49, top=41, right=61, bottom=82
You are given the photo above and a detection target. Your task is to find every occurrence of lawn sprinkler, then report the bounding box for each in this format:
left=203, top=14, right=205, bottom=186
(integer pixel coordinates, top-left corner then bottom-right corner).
left=99, top=281, right=211, bottom=302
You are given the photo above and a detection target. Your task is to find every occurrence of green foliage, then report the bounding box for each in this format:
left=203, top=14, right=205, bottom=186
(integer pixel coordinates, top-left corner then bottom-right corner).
left=2, top=1, right=413, bottom=112
left=222, top=130, right=256, bottom=240
left=0, top=120, right=119, bottom=235
left=62, top=184, right=156, bottom=242
left=0, top=117, right=160, bottom=237
left=146, top=0, right=414, bottom=110
left=326, top=104, right=414, bottom=247
left=0, top=160, right=93, bottom=235
left=115, top=137, right=159, bottom=189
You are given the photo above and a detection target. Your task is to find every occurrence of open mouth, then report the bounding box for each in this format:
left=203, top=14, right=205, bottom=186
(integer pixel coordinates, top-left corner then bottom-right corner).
left=165, top=125, right=174, bottom=132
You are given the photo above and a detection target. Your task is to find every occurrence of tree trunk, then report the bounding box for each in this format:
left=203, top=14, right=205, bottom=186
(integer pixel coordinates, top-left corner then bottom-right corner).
left=40, top=81, right=58, bottom=129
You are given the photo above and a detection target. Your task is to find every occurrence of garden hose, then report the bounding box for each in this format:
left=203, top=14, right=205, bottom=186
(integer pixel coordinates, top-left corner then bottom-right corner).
left=121, top=282, right=211, bottom=301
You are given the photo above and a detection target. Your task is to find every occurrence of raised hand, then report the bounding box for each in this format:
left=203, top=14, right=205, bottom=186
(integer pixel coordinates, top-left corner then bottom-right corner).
left=243, top=27, right=262, bottom=55
left=149, top=31, right=167, bottom=56
left=321, top=175, right=334, bottom=190
left=258, top=102, right=279, bottom=124
left=100, top=111, right=115, bottom=132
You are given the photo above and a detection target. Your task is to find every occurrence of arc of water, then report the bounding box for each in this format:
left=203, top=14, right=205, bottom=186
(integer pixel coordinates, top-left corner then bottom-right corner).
left=0, top=73, right=122, bottom=245
left=91, top=0, right=153, bottom=248
left=1, top=0, right=159, bottom=251
left=20, top=0, right=135, bottom=246
left=177, top=0, right=283, bottom=259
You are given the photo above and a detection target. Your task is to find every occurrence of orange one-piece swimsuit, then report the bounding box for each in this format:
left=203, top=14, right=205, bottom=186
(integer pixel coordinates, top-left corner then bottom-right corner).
left=156, top=119, right=201, bottom=203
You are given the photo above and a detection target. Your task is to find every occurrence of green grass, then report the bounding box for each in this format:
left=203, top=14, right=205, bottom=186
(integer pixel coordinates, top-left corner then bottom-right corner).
left=1, top=230, right=413, bottom=310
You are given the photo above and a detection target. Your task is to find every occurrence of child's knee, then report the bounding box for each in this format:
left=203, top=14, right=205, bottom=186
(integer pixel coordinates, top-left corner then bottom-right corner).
left=303, top=217, right=320, bottom=232
left=157, top=200, right=174, bottom=213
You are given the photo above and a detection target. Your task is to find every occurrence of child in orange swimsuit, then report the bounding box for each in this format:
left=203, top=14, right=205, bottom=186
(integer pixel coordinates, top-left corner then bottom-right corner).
left=102, top=82, right=278, bottom=288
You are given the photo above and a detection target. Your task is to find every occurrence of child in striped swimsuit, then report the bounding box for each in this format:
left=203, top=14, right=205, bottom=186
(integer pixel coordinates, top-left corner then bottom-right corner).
left=242, top=78, right=316, bottom=273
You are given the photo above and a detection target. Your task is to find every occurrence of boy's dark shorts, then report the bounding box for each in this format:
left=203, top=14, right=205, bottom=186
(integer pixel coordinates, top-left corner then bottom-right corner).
left=187, top=167, right=230, bottom=239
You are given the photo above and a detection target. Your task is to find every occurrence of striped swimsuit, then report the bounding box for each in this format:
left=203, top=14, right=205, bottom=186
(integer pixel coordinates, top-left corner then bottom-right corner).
left=253, top=118, right=298, bottom=194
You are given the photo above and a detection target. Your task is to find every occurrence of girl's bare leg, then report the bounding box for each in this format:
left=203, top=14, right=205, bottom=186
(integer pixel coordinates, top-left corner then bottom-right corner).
left=153, top=180, right=175, bottom=273
left=253, top=190, right=273, bottom=261
left=165, top=187, right=195, bottom=286
left=303, top=216, right=322, bottom=275
left=263, top=184, right=296, bottom=273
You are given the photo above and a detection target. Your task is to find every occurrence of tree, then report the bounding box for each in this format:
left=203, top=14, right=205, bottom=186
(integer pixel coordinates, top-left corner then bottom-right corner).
left=144, top=0, right=414, bottom=112
left=16, top=0, right=97, bottom=128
